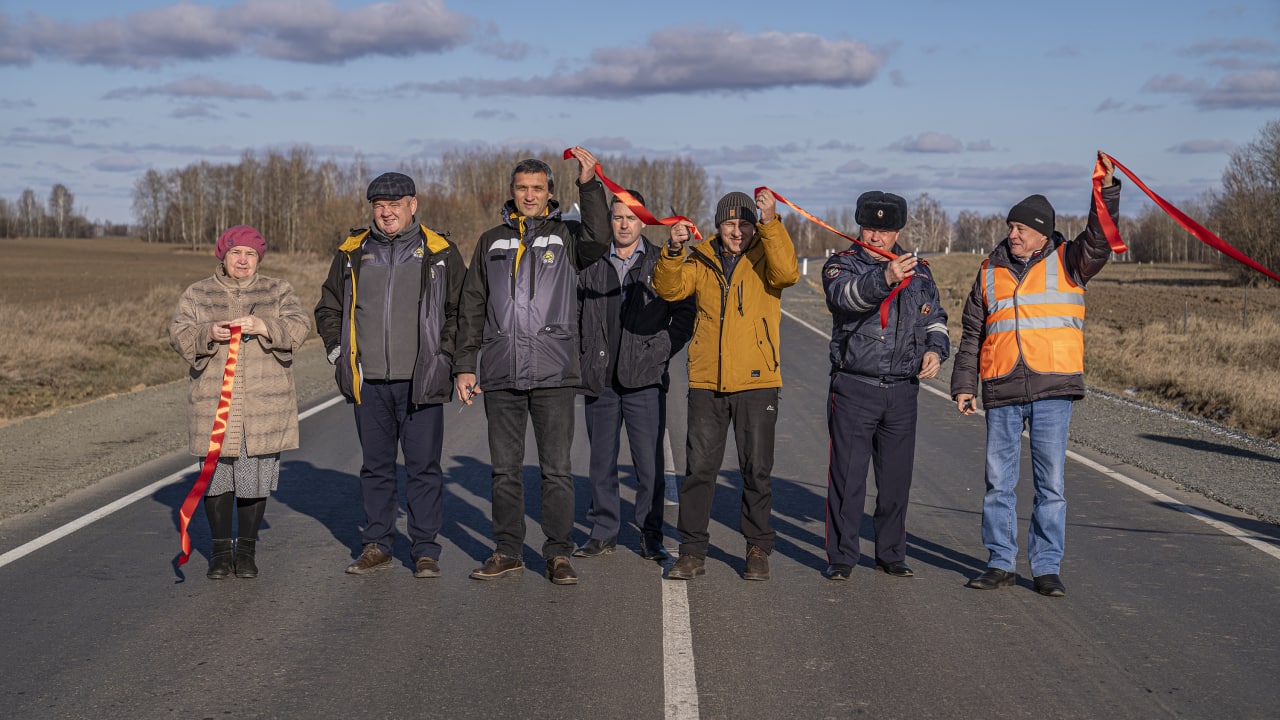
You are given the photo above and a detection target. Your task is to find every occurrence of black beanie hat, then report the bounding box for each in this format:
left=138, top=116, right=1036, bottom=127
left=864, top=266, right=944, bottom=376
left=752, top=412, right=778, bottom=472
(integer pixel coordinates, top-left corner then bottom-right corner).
left=1006, top=194, right=1055, bottom=237
left=715, top=191, right=757, bottom=226
left=855, top=191, right=908, bottom=231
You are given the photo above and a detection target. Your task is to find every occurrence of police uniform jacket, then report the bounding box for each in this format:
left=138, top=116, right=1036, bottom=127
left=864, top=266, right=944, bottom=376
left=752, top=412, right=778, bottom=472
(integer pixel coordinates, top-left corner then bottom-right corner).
left=823, top=244, right=949, bottom=381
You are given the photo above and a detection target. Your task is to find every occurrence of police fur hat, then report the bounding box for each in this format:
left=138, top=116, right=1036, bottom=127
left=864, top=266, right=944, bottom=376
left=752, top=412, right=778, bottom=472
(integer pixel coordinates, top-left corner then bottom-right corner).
left=855, top=191, right=908, bottom=231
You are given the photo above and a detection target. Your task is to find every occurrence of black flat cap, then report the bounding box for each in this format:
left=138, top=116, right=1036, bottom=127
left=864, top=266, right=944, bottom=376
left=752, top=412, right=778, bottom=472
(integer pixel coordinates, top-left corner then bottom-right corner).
left=366, top=172, right=416, bottom=202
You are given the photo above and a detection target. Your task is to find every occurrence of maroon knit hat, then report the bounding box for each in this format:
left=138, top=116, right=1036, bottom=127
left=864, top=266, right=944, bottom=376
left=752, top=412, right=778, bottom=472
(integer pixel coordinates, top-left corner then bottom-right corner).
left=215, top=225, right=267, bottom=260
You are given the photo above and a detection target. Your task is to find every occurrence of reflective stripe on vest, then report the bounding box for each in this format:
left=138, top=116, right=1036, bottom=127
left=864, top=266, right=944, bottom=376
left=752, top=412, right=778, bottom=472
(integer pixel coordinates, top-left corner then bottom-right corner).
left=979, top=245, right=1085, bottom=379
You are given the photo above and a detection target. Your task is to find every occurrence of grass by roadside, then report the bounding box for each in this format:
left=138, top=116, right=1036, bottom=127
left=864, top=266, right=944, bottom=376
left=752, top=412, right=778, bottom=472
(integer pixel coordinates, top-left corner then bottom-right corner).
left=0, top=236, right=330, bottom=424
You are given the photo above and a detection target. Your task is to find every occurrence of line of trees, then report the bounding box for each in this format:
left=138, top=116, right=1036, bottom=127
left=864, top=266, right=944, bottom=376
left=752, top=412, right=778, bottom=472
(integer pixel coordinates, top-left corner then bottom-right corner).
left=0, top=185, right=125, bottom=238
left=125, top=120, right=1278, bottom=281
left=130, top=147, right=709, bottom=258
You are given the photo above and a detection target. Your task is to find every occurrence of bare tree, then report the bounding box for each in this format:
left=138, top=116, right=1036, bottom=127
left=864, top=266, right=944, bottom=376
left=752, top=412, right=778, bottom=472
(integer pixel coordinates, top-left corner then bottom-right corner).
left=901, top=192, right=949, bottom=253
left=1211, top=119, right=1280, bottom=285
left=17, top=189, right=43, bottom=237
left=48, top=184, right=74, bottom=238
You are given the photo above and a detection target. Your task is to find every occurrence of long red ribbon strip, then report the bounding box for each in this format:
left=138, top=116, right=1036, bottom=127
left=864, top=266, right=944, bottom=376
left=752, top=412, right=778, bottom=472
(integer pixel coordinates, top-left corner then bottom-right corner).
left=562, top=149, right=702, bottom=240
left=1096, top=152, right=1280, bottom=284
left=176, top=325, right=242, bottom=567
left=756, top=185, right=912, bottom=328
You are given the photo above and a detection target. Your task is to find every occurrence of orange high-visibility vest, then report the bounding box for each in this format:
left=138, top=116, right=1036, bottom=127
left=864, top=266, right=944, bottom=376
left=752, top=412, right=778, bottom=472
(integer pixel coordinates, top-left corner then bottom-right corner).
left=979, top=245, right=1085, bottom=380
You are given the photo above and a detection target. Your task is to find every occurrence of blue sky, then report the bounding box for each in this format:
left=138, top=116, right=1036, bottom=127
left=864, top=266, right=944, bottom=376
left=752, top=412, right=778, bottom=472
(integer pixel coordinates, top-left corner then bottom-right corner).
left=2, top=0, right=1278, bottom=225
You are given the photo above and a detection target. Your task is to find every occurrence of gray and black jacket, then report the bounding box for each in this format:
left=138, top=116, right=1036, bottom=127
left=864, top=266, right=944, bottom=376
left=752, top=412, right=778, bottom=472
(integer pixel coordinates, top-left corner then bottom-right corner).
left=577, top=237, right=695, bottom=395
left=823, top=243, right=949, bottom=382
left=315, top=222, right=466, bottom=405
left=453, top=178, right=610, bottom=391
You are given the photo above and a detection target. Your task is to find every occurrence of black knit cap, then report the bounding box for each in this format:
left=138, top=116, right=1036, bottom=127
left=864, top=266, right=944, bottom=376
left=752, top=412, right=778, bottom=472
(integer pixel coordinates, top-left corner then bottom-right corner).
left=715, top=191, right=757, bottom=226
left=1006, top=194, right=1055, bottom=237
left=366, top=172, right=416, bottom=202
left=855, top=191, right=907, bottom=231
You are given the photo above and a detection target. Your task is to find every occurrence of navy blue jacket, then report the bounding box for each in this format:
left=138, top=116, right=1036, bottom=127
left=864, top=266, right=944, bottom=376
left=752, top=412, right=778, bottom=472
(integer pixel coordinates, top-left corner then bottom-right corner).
left=822, top=244, right=949, bottom=380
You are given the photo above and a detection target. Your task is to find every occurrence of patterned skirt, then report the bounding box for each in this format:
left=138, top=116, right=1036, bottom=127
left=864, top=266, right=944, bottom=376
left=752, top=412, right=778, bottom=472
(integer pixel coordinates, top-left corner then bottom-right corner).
left=205, top=437, right=280, bottom=498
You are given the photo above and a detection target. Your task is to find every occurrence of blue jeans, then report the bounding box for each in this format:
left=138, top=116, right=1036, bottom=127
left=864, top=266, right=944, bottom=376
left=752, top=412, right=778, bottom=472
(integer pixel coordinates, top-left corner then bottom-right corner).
left=982, top=398, right=1073, bottom=576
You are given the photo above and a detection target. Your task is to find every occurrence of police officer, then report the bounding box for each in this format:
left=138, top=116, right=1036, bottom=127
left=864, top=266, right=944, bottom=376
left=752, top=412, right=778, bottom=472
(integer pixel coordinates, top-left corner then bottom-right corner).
left=821, top=191, right=949, bottom=580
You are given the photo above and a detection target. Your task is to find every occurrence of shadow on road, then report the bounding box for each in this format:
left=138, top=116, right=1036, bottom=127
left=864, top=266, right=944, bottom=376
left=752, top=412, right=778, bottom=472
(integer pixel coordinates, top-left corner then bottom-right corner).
left=1139, top=434, right=1280, bottom=463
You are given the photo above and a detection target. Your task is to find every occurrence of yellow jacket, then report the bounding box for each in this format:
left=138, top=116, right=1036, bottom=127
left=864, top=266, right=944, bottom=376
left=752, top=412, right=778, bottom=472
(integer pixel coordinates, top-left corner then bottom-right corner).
left=653, top=217, right=799, bottom=392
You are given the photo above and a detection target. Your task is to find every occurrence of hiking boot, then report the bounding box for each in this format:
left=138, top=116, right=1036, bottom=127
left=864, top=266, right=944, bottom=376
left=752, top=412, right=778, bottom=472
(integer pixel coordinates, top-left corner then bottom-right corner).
left=547, top=556, right=579, bottom=585
left=743, top=545, right=770, bottom=581
left=207, top=539, right=235, bottom=580
left=413, top=556, right=441, bottom=579
left=667, top=554, right=705, bottom=580
left=470, top=552, right=523, bottom=580
left=233, top=538, right=258, bottom=579
left=345, top=543, right=392, bottom=575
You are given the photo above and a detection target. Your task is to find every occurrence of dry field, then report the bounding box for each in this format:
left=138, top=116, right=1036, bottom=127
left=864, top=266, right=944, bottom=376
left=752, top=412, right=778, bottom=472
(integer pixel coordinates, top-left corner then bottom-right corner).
left=0, top=236, right=329, bottom=424
left=927, top=253, right=1280, bottom=439
left=3, top=237, right=1279, bottom=439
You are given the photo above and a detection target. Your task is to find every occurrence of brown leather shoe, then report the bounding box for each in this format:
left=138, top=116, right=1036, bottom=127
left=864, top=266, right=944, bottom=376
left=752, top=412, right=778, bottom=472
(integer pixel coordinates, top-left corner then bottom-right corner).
left=346, top=543, right=392, bottom=575
left=413, top=556, right=441, bottom=578
left=470, top=552, right=523, bottom=580
left=743, top=545, right=770, bottom=581
left=547, top=556, right=579, bottom=585
left=667, top=553, right=705, bottom=580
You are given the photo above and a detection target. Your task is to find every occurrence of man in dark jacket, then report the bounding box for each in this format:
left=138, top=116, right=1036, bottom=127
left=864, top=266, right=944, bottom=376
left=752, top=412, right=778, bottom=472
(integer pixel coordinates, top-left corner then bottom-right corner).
left=951, top=154, right=1119, bottom=597
left=453, top=147, right=611, bottom=585
left=821, top=191, right=949, bottom=581
left=314, top=171, right=466, bottom=578
left=574, top=189, right=694, bottom=562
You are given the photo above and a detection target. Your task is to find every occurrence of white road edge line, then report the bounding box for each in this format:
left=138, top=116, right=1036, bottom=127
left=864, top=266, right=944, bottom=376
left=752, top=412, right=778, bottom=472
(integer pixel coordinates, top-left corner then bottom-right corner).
left=663, top=579, right=700, bottom=720
left=0, top=395, right=347, bottom=570
left=781, top=307, right=1280, bottom=561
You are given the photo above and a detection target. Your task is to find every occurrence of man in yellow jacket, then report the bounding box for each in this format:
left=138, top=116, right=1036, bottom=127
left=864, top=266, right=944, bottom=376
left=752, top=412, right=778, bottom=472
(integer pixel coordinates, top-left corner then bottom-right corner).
left=655, top=189, right=799, bottom=581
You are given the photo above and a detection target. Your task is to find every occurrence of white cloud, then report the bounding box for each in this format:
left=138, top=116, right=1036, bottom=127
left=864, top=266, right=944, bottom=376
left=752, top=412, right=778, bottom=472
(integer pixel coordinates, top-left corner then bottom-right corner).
left=396, top=27, right=884, bottom=98
left=0, top=0, right=471, bottom=68
left=103, top=76, right=277, bottom=101
left=889, top=132, right=965, bottom=153
left=1167, top=139, right=1236, bottom=154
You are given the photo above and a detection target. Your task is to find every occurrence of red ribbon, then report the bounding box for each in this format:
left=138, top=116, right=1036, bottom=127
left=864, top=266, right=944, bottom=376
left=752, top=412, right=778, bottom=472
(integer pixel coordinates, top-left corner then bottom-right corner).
left=1096, top=152, right=1280, bottom=284
left=757, top=185, right=913, bottom=328
left=562, top=149, right=702, bottom=240
left=177, top=325, right=242, bottom=567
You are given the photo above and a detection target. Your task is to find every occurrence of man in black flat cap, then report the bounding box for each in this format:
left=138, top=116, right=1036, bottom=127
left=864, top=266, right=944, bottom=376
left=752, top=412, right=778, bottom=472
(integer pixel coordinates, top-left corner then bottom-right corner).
left=315, top=171, right=466, bottom=578
left=820, top=191, right=949, bottom=581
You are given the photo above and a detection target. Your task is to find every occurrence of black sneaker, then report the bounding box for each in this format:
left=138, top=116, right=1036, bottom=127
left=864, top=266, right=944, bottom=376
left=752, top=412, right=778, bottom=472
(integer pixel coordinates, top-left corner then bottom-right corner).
left=346, top=543, right=392, bottom=575
left=572, top=538, right=616, bottom=558
left=470, top=552, right=523, bottom=580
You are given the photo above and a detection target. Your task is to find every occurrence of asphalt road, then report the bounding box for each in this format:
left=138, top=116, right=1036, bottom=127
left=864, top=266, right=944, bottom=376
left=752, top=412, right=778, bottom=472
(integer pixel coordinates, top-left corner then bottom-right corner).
left=2, top=309, right=1279, bottom=719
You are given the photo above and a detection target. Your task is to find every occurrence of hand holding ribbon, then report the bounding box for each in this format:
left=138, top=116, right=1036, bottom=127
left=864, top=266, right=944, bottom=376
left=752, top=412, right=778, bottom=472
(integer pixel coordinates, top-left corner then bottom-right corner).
left=1094, top=151, right=1280, bottom=284
left=176, top=324, right=242, bottom=568
left=757, top=185, right=915, bottom=327
left=561, top=148, right=702, bottom=240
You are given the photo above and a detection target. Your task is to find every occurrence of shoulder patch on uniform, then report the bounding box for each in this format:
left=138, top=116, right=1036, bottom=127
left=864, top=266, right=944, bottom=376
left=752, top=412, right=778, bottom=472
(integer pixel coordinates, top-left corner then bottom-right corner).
left=824, top=265, right=842, bottom=279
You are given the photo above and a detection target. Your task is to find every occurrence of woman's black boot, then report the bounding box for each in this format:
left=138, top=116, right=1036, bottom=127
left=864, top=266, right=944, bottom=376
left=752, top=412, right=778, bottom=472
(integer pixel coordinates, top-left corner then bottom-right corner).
left=207, top=539, right=235, bottom=579
left=234, top=538, right=258, bottom=578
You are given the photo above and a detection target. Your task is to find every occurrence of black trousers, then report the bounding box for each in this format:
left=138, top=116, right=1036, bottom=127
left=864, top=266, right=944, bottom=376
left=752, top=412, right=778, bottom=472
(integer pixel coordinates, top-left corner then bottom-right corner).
left=583, top=384, right=666, bottom=541
left=484, top=387, right=576, bottom=561
left=678, top=387, right=779, bottom=558
left=825, top=373, right=919, bottom=566
left=353, top=380, right=445, bottom=561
